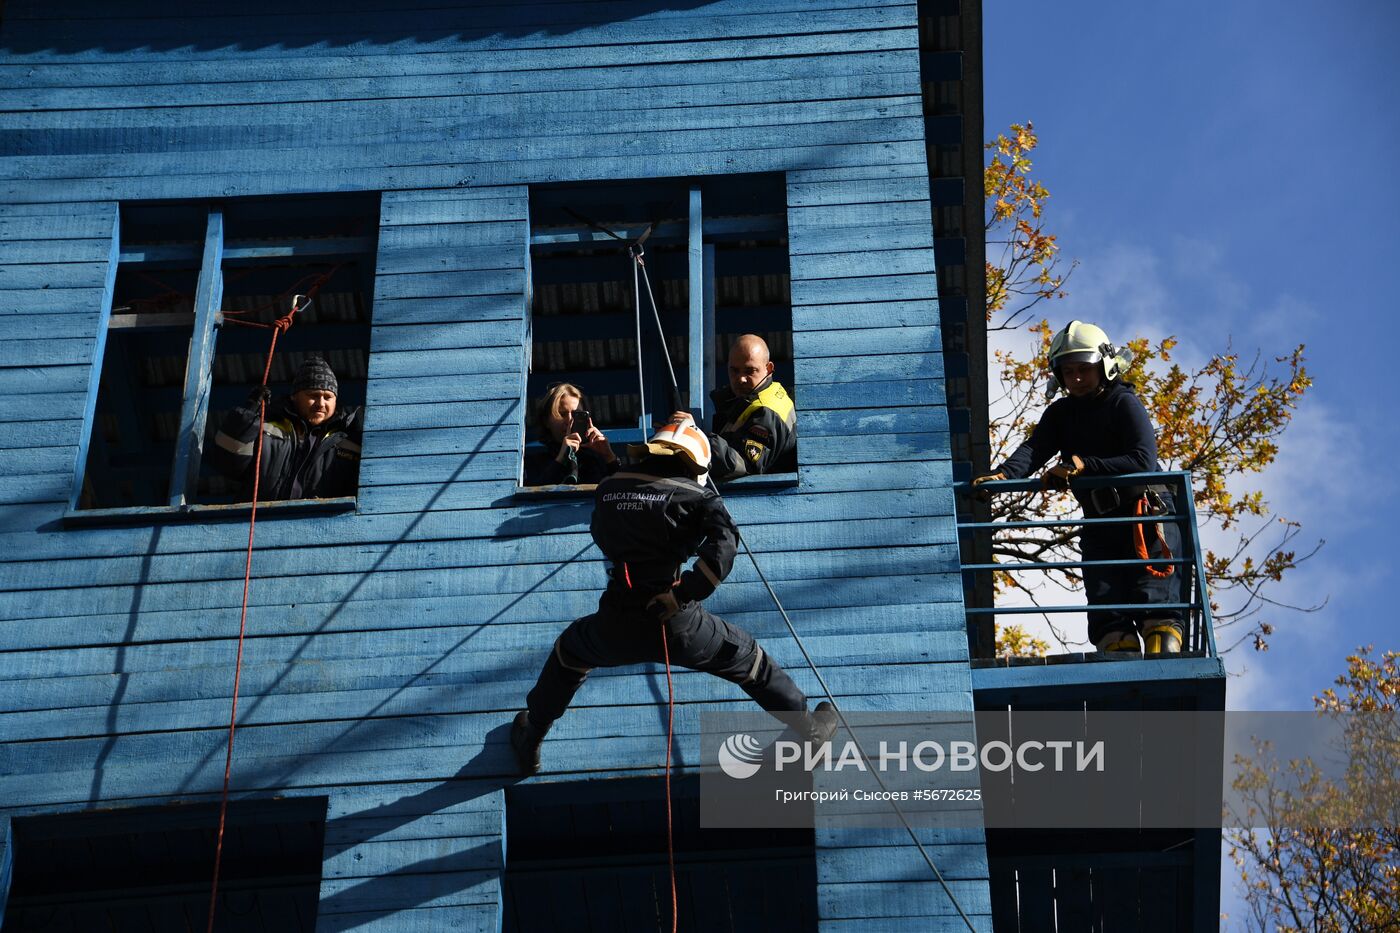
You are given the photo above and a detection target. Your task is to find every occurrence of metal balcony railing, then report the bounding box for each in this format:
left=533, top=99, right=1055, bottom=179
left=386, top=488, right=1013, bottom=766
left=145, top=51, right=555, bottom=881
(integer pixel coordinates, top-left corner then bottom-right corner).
left=955, top=471, right=1217, bottom=660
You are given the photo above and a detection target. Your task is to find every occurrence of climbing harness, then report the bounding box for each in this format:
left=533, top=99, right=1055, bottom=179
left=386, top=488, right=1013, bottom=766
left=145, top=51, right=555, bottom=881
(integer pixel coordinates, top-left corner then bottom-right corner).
left=1133, top=492, right=1175, bottom=579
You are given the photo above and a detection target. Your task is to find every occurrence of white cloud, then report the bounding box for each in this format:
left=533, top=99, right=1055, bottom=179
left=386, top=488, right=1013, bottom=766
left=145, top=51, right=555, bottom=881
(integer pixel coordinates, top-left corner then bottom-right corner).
left=1058, top=242, right=1172, bottom=337
left=1165, top=234, right=1251, bottom=321
left=1249, top=401, right=1377, bottom=529
left=1241, top=292, right=1322, bottom=343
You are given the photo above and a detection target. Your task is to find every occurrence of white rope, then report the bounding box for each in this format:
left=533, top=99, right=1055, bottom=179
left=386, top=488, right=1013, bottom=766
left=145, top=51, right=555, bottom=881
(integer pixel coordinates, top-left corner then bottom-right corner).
left=631, top=249, right=647, bottom=430
left=636, top=250, right=680, bottom=402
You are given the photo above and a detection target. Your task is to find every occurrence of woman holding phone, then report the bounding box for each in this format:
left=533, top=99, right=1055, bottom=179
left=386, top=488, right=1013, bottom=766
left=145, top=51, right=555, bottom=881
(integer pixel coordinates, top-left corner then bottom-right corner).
left=524, top=382, right=619, bottom=486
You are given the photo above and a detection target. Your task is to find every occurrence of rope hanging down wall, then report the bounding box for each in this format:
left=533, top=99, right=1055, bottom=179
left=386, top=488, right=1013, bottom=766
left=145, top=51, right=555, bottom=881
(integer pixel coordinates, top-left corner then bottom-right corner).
left=204, top=270, right=334, bottom=933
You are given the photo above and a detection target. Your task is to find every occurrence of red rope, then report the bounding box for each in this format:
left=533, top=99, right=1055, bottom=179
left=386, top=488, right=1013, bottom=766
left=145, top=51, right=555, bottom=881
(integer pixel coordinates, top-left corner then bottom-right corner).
left=660, top=626, right=679, bottom=933
left=1133, top=494, right=1175, bottom=579
left=221, top=267, right=339, bottom=322
left=205, top=298, right=303, bottom=933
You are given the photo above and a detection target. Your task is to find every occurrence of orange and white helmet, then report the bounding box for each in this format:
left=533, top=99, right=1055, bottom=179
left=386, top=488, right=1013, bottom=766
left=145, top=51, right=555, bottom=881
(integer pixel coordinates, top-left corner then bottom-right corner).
left=632, top=414, right=711, bottom=481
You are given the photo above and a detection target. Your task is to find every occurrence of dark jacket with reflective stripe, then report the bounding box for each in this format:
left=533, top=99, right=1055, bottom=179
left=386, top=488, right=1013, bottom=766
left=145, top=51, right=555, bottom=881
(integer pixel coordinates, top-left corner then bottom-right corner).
left=209, top=397, right=363, bottom=501
left=590, top=455, right=738, bottom=603
left=708, top=375, right=797, bottom=482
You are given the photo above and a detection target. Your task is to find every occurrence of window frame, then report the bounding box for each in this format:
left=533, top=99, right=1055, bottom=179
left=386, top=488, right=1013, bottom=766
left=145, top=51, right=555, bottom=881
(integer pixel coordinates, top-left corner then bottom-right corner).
left=518, top=178, right=799, bottom=496
left=65, top=199, right=375, bottom=526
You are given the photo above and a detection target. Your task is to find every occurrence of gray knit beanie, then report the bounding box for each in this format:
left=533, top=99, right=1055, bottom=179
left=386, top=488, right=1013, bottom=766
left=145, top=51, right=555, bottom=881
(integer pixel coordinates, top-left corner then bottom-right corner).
left=292, top=356, right=338, bottom=395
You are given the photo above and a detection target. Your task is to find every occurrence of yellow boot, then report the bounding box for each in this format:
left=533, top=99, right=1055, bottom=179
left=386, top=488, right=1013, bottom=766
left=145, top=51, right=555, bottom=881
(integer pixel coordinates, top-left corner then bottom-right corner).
left=1094, top=630, right=1141, bottom=653
left=1143, top=621, right=1182, bottom=655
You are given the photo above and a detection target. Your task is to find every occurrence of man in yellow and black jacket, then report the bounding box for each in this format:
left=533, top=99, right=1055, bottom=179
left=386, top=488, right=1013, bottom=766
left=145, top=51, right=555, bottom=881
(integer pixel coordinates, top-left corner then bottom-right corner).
left=707, top=334, right=797, bottom=482
left=209, top=356, right=363, bottom=501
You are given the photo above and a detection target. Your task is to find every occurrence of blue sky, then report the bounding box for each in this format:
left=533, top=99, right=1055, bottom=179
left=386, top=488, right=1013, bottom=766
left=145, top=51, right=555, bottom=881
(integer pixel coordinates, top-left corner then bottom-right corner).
left=982, top=0, right=1400, bottom=712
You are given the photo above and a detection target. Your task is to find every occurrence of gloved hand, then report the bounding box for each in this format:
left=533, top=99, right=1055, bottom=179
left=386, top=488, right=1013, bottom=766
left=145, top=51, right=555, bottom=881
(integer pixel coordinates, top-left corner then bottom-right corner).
left=970, top=472, right=1006, bottom=503
left=246, top=385, right=272, bottom=408
left=646, top=590, right=681, bottom=623
left=1040, top=455, right=1085, bottom=491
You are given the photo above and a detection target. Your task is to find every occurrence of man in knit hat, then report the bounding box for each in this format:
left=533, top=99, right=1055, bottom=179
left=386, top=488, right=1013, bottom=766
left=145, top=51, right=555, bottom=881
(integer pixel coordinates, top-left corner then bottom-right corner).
left=209, top=355, right=363, bottom=501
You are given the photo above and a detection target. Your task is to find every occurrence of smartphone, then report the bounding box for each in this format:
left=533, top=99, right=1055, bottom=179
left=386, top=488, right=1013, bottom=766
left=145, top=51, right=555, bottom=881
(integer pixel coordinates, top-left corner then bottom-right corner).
left=573, top=410, right=593, bottom=432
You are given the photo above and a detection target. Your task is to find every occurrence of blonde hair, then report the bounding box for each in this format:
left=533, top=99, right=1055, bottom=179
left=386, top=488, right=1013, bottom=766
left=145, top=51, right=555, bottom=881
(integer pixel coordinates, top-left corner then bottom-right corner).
left=534, top=382, right=584, bottom=438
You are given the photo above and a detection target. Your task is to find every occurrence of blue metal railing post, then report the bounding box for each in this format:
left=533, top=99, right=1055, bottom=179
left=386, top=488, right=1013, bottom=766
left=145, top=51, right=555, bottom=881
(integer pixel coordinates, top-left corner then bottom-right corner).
left=1177, top=473, right=1218, bottom=656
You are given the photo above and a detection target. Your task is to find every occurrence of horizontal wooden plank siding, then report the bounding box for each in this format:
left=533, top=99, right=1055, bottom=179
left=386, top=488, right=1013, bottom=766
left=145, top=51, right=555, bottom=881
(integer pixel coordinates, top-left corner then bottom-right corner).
left=0, top=1, right=988, bottom=929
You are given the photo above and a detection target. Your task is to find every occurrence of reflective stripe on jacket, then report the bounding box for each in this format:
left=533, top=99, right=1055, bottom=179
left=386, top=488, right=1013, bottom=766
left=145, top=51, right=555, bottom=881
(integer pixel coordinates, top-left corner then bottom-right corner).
left=209, top=398, right=363, bottom=501
left=708, top=376, right=797, bottom=482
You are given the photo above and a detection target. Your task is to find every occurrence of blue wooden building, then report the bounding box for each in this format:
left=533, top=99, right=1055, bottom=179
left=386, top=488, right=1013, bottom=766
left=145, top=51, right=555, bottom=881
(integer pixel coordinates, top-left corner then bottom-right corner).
left=0, top=1, right=1223, bottom=930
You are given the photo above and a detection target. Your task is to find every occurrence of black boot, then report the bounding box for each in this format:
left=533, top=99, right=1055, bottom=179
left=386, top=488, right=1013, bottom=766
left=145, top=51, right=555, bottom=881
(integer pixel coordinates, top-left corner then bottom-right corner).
left=804, top=701, right=839, bottom=746
left=510, top=711, right=546, bottom=776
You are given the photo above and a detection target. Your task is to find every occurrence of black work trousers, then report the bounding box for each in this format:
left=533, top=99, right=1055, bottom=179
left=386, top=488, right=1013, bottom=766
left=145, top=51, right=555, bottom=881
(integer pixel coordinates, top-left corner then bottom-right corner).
left=525, top=587, right=808, bottom=729
left=1081, top=507, right=1185, bottom=644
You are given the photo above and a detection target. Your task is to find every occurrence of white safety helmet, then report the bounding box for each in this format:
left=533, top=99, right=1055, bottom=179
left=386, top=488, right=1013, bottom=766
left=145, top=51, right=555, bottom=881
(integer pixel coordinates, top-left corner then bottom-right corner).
left=1045, top=320, right=1134, bottom=399
left=630, top=414, right=712, bottom=482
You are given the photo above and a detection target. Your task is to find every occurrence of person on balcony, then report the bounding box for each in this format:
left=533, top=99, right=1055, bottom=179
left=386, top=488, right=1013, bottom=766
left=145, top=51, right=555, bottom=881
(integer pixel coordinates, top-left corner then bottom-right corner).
left=209, top=355, right=362, bottom=501
left=705, top=334, right=797, bottom=482
left=523, top=382, right=619, bottom=486
left=972, top=321, right=1185, bottom=655
left=508, top=413, right=834, bottom=775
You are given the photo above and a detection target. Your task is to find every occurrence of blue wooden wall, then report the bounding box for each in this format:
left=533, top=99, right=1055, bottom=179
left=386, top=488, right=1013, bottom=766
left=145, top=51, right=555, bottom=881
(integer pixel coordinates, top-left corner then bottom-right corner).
left=0, top=1, right=990, bottom=929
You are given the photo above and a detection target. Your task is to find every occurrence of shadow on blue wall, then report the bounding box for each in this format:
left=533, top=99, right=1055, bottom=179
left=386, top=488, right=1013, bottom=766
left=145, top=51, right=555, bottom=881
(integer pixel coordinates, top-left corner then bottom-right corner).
left=0, top=0, right=726, bottom=53
left=88, top=526, right=164, bottom=803
left=316, top=740, right=515, bottom=927
left=113, top=402, right=574, bottom=797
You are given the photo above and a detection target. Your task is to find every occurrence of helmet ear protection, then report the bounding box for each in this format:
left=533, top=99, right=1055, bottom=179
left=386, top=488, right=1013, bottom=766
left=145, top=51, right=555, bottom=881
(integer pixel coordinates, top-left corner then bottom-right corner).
left=1044, top=321, right=1134, bottom=399
left=1102, top=341, right=1133, bottom=381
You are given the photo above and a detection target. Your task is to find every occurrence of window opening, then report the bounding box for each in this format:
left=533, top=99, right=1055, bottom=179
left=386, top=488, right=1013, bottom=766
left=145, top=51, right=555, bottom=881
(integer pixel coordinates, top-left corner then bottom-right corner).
left=524, top=174, right=791, bottom=489
left=81, top=205, right=205, bottom=510
left=3, top=797, right=327, bottom=930
left=502, top=776, right=817, bottom=931
left=75, top=194, right=378, bottom=512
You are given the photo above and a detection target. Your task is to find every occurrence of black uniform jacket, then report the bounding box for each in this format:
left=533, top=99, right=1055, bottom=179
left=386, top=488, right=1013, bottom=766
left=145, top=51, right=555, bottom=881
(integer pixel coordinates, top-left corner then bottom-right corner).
left=708, top=374, right=797, bottom=482
left=995, top=380, right=1163, bottom=515
left=590, top=456, right=739, bottom=603
left=209, top=397, right=363, bottom=501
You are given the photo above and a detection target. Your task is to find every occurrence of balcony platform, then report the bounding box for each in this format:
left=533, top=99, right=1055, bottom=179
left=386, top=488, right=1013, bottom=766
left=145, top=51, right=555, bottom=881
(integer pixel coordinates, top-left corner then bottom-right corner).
left=972, top=653, right=1225, bottom=711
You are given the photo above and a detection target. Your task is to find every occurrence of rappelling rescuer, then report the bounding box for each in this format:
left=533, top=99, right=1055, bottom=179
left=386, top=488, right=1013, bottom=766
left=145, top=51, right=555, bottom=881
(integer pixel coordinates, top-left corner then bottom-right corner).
left=509, top=413, right=834, bottom=775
